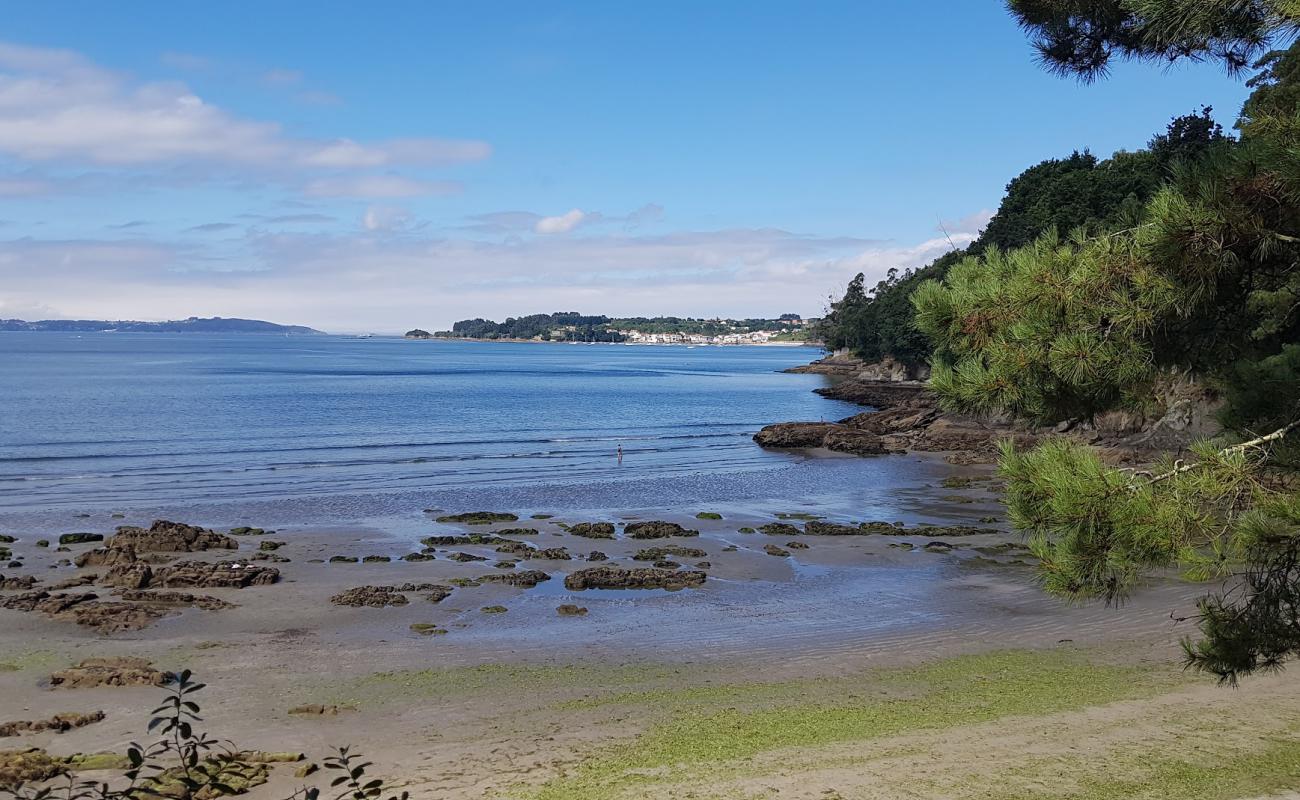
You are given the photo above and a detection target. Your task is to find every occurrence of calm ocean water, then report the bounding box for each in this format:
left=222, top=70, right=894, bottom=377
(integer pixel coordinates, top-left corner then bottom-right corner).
left=0, top=334, right=953, bottom=530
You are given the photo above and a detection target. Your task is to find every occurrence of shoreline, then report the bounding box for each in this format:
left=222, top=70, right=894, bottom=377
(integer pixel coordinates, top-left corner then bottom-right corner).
left=2, top=350, right=1273, bottom=800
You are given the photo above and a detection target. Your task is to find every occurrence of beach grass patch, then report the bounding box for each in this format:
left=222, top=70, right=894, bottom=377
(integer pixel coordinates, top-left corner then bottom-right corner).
left=321, top=663, right=680, bottom=709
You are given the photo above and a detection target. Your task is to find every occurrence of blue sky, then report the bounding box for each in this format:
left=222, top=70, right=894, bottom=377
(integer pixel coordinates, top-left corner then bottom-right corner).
left=0, top=2, right=1255, bottom=332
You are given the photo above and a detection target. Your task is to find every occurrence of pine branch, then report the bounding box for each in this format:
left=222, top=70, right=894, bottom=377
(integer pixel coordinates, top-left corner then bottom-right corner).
left=1134, top=419, right=1300, bottom=488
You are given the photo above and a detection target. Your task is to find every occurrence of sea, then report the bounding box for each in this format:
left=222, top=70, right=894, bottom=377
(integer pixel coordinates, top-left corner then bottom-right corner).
left=0, top=333, right=959, bottom=533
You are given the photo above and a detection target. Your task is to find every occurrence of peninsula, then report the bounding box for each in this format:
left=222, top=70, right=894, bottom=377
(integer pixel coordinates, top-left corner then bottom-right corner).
left=0, top=317, right=323, bottom=335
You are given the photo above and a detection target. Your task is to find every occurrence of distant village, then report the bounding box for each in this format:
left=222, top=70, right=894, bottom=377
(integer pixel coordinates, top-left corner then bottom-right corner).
left=612, top=324, right=808, bottom=345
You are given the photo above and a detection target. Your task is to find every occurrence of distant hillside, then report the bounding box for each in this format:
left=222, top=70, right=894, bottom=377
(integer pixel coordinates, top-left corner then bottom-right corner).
left=0, top=316, right=322, bottom=334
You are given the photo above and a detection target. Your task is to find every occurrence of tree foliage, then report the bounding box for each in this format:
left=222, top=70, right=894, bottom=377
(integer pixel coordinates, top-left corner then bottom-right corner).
left=945, top=20, right=1300, bottom=681
left=1007, top=0, right=1300, bottom=81
left=914, top=62, right=1300, bottom=429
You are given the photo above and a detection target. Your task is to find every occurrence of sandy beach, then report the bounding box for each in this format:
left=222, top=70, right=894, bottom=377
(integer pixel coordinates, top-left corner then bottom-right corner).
left=5, top=450, right=1295, bottom=800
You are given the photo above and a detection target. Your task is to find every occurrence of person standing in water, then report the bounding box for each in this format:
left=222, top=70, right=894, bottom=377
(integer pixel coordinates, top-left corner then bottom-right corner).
left=616, top=445, right=623, bottom=464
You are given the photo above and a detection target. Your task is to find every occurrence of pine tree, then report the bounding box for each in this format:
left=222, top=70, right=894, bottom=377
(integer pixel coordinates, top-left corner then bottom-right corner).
left=915, top=29, right=1300, bottom=681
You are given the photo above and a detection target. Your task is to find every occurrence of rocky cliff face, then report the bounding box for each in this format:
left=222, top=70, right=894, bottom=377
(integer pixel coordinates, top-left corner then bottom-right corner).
left=759, top=357, right=1222, bottom=464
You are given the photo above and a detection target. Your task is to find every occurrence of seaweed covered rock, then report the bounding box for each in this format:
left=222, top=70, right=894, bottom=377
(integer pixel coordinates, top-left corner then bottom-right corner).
left=495, top=540, right=534, bottom=556
left=421, top=533, right=503, bottom=547
left=758, top=522, right=801, bottom=537
left=497, top=528, right=539, bottom=537
left=763, top=544, right=791, bottom=557
left=446, top=552, right=488, bottom=563
left=525, top=547, right=571, bottom=560
left=567, top=522, right=614, bottom=539
left=49, top=657, right=169, bottom=689
left=108, top=520, right=237, bottom=553
left=57, top=533, right=103, bottom=546
left=879, top=525, right=999, bottom=537
left=624, top=521, right=699, bottom=539
left=477, top=570, right=550, bottom=587
left=632, top=546, right=707, bottom=561
left=330, top=586, right=409, bottom=607
left=804, top=521, right=861, bottom=536
left=0, top=748, right=66, bottom=788
left=556, top=604, right=588, bottom=616
left=434, top=512, right=518, bottom=525
left=564, top=566, right=706, bottom=591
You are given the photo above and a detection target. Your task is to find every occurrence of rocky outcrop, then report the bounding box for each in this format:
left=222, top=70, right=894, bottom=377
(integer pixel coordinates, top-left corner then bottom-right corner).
left=434, top=511, right=518, bottom=525
left=330, top=586, right=409, bottom=607
left=525, top=547, right=571, bottom=560
left=0, top=575, right=37, bottom=591
left=49, top=657, right=170, bottom=689
left=564, top=566, right=706, bottom=590
left=763, top=544, right=790, bottom=557
left=804, top=521, right=861, bottom=536
left=632, top=546, right=707, bottom=561
left=108, top=520, right=237, bottom=553
left=822, top=428, right=894, bottom=455
left=759, top=522, right=801, bottom=537
left=556, top=604, right=588, bottom=616
left=781, top=352, right=865, bottom=377
left=117, top=591, right=233, bottom=610
left=567, top=522, right=615, bottom=539
left=753, top=422, right=838, bottom=448
left=624, top=521, right=699, bottom=539
left=99, top=558, right=278, bottom=591
left=142, top=561, right=279, bottom=589
left=1, top=748, right=67, bottom=788
left=478, top=570, right=550, bottom=587
left=0, top=591, right=172, bottom=633
left=75, top=545, right=138, bottom=569
left=0, top=711, right=104, bottom=737
left=57, top=533, right=104, bottom=546
left=753, top=422, right=900, bottom=455
left=814, top=381, right=934, bottom=409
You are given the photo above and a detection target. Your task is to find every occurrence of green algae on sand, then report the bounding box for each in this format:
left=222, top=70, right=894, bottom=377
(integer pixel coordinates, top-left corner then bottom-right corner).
left=528, top=649, right=1187, bottom=800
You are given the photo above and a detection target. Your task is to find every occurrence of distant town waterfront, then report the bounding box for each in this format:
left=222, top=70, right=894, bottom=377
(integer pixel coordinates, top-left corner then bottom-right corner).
left=405, top=311, right=820, bottom=345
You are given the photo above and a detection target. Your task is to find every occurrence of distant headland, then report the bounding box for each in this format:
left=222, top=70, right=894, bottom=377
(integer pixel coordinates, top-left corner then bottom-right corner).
left=0, top=316, right=322, bottom=334
left=407, top=311, right=820, bottom=345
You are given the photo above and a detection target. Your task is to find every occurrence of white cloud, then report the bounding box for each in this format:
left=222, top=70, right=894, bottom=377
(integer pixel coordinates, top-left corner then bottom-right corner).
left=303, top=175, right=461, bottom=198
left=535, top=208, right=587, bottom=234
left=361, top=205, right=412, bottom=232
left=0, top=42, right=491, bottom=170
left=0, top=223, right=954, bottom=332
